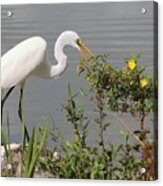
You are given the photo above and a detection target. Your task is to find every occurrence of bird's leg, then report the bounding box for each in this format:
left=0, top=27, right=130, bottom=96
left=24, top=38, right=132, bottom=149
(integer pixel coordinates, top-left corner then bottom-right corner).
left=18, top=87, right=24, bottom=122
left=18, top=87, right=30, bottom=142
left=1, top=86, right=15, bottom=124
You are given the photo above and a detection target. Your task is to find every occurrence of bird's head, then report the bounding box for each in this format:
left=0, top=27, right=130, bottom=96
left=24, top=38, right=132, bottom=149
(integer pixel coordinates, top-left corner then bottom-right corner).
left=56, top=31, right=94, bottom=62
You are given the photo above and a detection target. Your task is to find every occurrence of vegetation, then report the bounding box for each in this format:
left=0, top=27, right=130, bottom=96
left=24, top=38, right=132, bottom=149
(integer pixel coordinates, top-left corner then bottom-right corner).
left=1, top=54, right=157, bottom=180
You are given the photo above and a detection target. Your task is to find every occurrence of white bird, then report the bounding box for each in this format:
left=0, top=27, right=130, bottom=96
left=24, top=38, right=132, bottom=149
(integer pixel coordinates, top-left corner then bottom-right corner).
left=1, top=31, right=94, bottom=124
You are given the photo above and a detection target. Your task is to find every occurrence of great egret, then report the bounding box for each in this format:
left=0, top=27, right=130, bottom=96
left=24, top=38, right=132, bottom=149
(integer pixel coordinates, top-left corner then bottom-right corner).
left=1, top=31, right=94, bottom=123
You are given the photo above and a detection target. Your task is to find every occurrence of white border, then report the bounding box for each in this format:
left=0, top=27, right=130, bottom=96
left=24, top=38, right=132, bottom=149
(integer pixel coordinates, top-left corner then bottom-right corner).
left=0, top=0, right=162, bottom=186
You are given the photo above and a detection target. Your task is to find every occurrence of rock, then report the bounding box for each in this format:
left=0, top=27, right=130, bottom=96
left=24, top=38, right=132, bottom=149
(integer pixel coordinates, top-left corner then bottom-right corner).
left=1, top=143, right=58, bottom=178
left=1, top=144, right=22, bottom=177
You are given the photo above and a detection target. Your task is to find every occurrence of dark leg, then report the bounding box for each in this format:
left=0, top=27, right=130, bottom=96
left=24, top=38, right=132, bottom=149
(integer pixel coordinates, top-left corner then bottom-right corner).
left=18, top=87, right=24, bottom=122
left=1, top=86, right=15, bottom=124
left=18, top=87, right=30, bottom=142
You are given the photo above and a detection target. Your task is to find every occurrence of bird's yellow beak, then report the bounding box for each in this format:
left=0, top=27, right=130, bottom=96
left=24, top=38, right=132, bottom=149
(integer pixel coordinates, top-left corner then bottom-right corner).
left=76, top=39, right=95, bottom=62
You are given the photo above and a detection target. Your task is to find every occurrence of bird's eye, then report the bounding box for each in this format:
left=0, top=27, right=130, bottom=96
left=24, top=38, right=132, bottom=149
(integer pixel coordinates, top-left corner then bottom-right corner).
left=76, top=38, right=82, bottom=46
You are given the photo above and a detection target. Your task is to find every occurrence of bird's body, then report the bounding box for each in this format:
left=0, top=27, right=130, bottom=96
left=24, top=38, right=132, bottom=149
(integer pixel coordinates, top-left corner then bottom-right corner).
left=1, top=37, right=47, bottom=90
left=1, top=31, right=94, bottom=122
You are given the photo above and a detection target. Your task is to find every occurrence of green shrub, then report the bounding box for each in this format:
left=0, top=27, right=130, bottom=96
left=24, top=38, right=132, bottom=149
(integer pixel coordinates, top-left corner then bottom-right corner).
left=2, top=53, right=156, bottom=180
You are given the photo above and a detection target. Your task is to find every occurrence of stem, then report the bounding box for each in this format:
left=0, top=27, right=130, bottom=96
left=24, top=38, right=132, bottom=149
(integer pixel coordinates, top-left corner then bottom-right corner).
left=140, top=113, right=146, bottom=169
left=111, top=113, right=145, bottom=147
left=98, top=94, right=105, bottom=152
left=96, top=92, right=109, bottom=179
left=72, top=116, right=84, bottom=147
left=140, top=113, right=145, bottom=131
left=74, top=122, right=81, bottom=141
left=138, top=103, right=148, bottom=180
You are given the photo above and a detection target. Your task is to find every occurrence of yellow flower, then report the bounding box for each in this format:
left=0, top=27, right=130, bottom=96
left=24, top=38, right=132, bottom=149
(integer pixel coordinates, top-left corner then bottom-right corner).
left=140, top=78, right=148, bottom=88
left=128, top=59, right=136, bottom=70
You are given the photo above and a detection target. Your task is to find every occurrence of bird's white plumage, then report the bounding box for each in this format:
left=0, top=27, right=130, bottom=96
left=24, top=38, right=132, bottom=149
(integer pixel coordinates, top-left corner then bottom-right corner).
left=1, top=31, right=82, bottom=102
left=1, top=36, right=47, bottom=89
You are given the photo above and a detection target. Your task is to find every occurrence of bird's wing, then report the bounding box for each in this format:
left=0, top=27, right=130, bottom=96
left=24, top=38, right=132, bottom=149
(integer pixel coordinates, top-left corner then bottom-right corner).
left=1, top=37, right=47, bottom=89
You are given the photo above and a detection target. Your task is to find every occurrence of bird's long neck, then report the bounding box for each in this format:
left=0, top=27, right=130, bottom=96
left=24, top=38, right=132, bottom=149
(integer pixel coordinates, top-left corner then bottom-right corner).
left=49, top=38, right=68, bottom=78
left=36, top=36, right=68, bottom=79
left=34, top=31, right=80, bottom=79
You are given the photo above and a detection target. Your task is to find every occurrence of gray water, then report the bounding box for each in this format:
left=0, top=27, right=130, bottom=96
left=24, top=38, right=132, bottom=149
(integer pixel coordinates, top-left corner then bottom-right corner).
left=1, top=2, right=156, bottom=145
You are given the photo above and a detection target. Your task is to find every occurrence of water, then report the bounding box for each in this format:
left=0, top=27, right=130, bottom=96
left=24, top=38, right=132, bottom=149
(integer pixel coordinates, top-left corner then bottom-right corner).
left=1, top=2, right=156, bottom=145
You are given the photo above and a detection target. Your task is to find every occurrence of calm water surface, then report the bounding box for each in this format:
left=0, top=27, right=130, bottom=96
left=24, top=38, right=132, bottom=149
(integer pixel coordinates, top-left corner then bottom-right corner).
left=1, top=2, right=155, bottom=145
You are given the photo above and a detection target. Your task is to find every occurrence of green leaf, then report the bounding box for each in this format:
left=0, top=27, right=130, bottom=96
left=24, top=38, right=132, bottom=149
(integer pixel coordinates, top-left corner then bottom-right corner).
left=68, top=83, right=72, bottom=99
